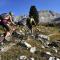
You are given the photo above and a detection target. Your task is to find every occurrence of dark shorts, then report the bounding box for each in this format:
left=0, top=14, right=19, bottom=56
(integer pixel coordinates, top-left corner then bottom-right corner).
left=0, top=22, right=10, bottom=31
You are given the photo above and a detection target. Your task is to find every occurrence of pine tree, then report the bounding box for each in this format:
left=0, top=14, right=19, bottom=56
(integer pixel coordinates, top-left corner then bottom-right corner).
left=29, top=6, right=39, bottom=25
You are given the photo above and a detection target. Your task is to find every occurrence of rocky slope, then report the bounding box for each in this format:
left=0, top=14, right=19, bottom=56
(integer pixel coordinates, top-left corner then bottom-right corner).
left=0, top=25, right=60, bottom=60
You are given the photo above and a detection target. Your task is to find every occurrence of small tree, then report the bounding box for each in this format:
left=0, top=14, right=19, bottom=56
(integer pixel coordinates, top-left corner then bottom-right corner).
left=29, top=6, right=39, bottom=25
left=26, top=18, right=32, bottom=33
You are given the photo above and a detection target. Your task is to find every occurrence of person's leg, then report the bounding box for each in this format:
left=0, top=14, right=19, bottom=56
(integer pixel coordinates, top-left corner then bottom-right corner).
left=29, top=24, right=32, bottom=34
left=2, top=24, right=11, bottom=38
left=1, top=23, right=10, bottom=37
left=2, top=24, right=10, bottom=31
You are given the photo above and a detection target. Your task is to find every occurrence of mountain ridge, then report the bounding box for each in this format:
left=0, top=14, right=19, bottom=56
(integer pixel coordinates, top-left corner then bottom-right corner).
left=14, top=10, right=60, bottom=25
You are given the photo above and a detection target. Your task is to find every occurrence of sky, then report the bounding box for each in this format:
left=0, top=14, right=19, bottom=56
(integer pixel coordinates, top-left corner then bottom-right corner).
left=0, top=0, right=60, bottom=16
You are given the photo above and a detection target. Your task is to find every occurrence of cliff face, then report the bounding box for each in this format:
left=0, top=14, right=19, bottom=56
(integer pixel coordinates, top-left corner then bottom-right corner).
left=38, top=10, right=60, bottom=24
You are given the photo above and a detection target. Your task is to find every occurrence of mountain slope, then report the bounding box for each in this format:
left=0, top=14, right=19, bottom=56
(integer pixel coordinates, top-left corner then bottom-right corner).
left=15, top=10, right=60, bottom=25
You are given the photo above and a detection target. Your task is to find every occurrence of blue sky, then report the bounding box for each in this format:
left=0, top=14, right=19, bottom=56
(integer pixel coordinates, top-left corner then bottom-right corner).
left=0, top=0, right=60, bottom=16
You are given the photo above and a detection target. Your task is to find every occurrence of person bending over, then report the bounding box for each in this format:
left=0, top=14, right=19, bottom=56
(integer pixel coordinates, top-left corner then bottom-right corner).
left=0, top=12, right=15, bottom=38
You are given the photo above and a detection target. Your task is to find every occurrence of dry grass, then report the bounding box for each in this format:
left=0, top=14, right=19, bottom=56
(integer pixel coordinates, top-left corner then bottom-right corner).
left=0, top=25, right=60, bottom=60
left=49, top=32, right=60, bottom=41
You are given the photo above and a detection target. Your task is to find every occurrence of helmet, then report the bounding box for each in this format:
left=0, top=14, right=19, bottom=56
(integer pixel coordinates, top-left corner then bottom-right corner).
left=9, top=11, right=13, bottom=16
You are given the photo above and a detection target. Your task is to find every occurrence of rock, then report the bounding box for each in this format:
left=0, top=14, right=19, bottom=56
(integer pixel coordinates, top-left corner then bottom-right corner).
left=45, top=52, right=51, bottom=55
left=37, top=34, right=50, bottom=48
left=20, top=40, right=32, bottom=49
left=41, top=45, right=45, bottom=49
left=53, top=47, right=58, bottom=53
left=30, top=57, right=34, bottom=60
left=56, top=58, right=60, bottom=60
left=17, top=17, right=27, bottom=26
left=24, top=41, right=32, bottom=48
left=0, top=36, right=4, bottom=43
left=30, top=47, right=36, bottom=53
left=38, top=34, right=50, bottom=45
left=48, top=42, right=58, bottom=47
left=49, top=57, right=60, bottom=60
left=38, top=34, right=49, bottom=40
left=19, top=55, right=27, bottom=60
left=40, top=52, right=50, bottom=58
left=49, top=57, right=55, bottom=60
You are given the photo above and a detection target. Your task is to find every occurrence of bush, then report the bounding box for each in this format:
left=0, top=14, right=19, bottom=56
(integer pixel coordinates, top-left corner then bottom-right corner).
left=29, top=6, right=39, bottom=25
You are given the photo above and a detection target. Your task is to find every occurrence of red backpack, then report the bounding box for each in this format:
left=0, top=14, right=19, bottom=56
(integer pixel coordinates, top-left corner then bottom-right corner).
left=0, top=13, right=9, bottom=24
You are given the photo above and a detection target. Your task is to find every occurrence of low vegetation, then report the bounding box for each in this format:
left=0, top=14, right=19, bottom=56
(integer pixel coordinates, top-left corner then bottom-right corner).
left=0, top=24, right=60, bottom=60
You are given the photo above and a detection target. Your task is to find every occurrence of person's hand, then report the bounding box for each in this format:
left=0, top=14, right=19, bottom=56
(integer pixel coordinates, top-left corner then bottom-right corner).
left=12, top=28, right=16, bottom=31
left=7, top=23, right=10, bottom=26
left=5, top=32, right=11, bottom=37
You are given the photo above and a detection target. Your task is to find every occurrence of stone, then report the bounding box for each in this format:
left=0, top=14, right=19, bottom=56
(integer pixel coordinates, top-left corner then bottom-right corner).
left=30, top=47, right=36, bottom=53
left=49, top=57, right=55, bottom=60
left=41, top=45, right=45, bottom=48
left=30, top=57, right=34, bottom=60
left=56, top=58, right=60, bottom=60
left=24, top=41, right=32, bottom=48
left=46, top=52, right=51, bottom=55
left=20, top=40, right=32, bottom=49
left=0, top=37, right=4, bottom=43
left=38, top=34, right=49, bottom=40
left=19, top=55, right=27, bottom=60
left=49, top=57, right=60, bottom=60
left=48, top=42, right=58, bottom=47
left=53, top=47, right=58, bottom=53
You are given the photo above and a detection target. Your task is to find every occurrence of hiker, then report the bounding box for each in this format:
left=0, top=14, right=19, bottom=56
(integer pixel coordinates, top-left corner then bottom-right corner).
left=0, top=12, right=16, bottom=38
left=26, top=16, right=35, bottom=34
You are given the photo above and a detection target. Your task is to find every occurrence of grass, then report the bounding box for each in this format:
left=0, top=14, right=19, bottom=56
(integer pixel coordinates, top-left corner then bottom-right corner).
left=49, top=32, right=60, bottom=41
left=33, top=25, right=60, bottom=35
left=0, top=24, right=60, bottom=60
left=1, top=45, right=31, bottom=60
left=33, top=25, right=60, bottom=41
left=1, top=38, right=60, bottom=60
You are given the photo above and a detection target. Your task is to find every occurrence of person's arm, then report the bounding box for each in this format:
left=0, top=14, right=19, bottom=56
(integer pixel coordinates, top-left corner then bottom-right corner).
left=2, top=24, right=11, bottom=37
left=9, top=15, right=16, bottom=25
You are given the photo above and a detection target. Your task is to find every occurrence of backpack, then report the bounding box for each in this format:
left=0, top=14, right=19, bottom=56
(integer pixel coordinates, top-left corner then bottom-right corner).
left=0, top=13, right=9, bottom=31
left=0, top=13, right=9, bottom=20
